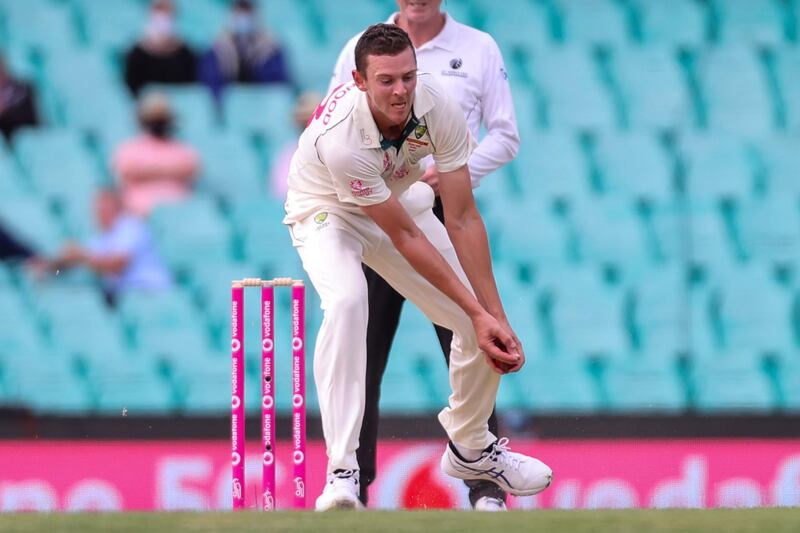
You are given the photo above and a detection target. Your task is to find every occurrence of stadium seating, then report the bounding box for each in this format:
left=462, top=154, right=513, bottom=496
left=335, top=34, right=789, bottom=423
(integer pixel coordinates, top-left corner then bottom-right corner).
left=631, top=0, right=707, bottom=47
left=0, top=0, right=797, bottom=417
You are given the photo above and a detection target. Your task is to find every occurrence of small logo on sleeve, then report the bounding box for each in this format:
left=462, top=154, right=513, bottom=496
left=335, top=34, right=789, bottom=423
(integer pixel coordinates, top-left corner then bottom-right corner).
left=349, top=179, right=374, bottom=198
left=314, top=212, right=328, bottom=224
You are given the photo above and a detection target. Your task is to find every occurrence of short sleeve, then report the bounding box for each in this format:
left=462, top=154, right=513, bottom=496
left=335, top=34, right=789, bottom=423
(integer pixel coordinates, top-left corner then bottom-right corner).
left=428, top=85, right=477, bottom=173
left=318, top=143, right=391, bottom=207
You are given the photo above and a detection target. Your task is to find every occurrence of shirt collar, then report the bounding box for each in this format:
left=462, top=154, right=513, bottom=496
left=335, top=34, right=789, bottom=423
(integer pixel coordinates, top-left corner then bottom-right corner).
left=387, top=12, right=458, bottom=52
left=352, top=77, right=436, bottom=151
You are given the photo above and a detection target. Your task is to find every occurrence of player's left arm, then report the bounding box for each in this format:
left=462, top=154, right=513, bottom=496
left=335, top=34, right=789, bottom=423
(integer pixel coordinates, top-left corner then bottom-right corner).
left=466, top=36, right=520, bottom=186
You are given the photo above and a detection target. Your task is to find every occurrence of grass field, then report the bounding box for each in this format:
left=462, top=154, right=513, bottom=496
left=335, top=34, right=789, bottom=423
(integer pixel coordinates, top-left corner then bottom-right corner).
left=1, top=509, right=799, bottom=532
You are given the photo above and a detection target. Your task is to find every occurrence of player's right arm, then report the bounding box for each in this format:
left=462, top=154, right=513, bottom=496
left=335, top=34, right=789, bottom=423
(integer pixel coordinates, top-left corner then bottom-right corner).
left=361, top=195, right=520, bottom=371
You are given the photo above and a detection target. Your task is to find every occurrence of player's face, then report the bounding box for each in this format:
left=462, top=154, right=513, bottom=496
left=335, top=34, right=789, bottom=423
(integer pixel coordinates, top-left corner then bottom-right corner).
left=397, top=0, right=442, bottom=23
left=355, top=47, right=417, bottom=129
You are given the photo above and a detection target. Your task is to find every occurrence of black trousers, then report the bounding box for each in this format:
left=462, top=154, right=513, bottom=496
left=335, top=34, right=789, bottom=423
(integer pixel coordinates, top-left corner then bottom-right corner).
left=357, top=198, right=506, bottom=507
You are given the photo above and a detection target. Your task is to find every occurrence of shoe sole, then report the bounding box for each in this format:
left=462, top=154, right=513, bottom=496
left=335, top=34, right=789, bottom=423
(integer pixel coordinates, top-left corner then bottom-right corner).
left=315, top=497, right=363, bottom=512
left=441, top=451, right=553, bottom=497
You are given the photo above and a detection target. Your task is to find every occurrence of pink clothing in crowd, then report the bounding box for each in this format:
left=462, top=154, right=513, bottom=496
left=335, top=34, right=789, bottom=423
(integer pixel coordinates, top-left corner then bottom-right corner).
left=112, top=134, right=200, bottom=217
left=269, top=139, right=296, bottom=200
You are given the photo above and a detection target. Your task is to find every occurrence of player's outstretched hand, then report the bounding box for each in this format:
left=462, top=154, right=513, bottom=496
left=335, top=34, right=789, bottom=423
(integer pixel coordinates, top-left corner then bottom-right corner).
left=472, top=313, right=525, bottom=375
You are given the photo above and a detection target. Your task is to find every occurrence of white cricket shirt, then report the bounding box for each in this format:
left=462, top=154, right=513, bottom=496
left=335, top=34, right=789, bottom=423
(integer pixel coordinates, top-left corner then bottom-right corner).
left=283, top=73, right=476, bottom=224
left=329, top=12, right=519, bottom=187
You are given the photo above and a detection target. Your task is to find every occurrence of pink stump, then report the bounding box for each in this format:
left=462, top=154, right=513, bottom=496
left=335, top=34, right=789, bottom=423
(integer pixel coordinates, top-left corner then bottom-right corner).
left=261, top=285, right=276, bottom=510
left=230, top=285, right=245, bottom=510
left=291, top=283, right=307, bottom=509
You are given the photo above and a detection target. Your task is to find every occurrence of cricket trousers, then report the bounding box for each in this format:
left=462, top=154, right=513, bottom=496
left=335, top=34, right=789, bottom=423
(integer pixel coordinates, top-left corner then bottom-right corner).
left=288, top=183, right=501, bottom=494
left=359, top=197, right=506, bottom=506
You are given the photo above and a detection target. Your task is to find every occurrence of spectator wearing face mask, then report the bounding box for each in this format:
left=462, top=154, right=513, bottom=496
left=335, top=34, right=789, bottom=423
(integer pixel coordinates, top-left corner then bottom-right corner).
left=199, top=0, right=293, bottom=100
left=111, top=92, right=200, bottom=217
left=124, top=0, right=197, bottom=96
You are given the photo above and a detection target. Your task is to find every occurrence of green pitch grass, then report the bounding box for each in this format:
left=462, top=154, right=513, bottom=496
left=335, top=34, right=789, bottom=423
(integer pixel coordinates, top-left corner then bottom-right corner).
left=1, top=509, right=799, bottom=533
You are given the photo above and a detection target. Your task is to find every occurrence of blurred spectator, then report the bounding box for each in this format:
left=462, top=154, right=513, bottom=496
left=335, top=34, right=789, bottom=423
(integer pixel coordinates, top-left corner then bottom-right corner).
left=112, top=92, right=200, bottom=217
left=37, top=188, right=172, bottom=305
left=124, top=0, right=197, bottom=96
left=0, top=223, right=35, bottom=261
left=0, top=52, right=39, bottom=141
left=268, top=91, right=319, bottom=199
left=199, top=0, right=292, bottom=100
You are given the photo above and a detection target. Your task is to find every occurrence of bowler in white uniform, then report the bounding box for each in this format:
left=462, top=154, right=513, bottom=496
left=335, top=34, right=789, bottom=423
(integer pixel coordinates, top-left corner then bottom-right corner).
left=283, top=23, right=551, bottom=511
left=329, top=0, right=520, bottom=511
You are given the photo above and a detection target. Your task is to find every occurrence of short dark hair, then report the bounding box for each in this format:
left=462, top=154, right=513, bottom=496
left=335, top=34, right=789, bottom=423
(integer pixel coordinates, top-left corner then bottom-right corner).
left=354, top=23, right=415, bottom=77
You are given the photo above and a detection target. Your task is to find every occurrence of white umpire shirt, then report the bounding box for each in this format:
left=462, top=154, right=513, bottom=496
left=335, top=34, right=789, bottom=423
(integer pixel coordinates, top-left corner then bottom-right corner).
left=329, top=12, right=519, bottom=188
left=283, top=73, right=476, bottom=225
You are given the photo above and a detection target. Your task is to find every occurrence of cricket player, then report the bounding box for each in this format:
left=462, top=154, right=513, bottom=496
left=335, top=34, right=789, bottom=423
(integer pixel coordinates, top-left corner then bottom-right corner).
left=283, top=23, right=551, bottom=511
left=329, top=0, right=520, bottom=511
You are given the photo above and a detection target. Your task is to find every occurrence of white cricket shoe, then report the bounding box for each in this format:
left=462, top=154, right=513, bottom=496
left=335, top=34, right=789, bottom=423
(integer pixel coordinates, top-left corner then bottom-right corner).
left=474, top=496, right=507, bottom=512
left=315, top=469, right=363, bottom=511
left=441, top=438, right=553, bottom=497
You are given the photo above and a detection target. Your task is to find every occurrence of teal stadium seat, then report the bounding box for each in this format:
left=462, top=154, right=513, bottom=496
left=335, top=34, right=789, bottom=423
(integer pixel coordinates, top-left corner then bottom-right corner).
left=593, top=133, right=675, bottom=203
left=149, top=196, right=234, bottom=269
left=391, top=302, right=451, bottom=403
left=680, top=135, right=758, bottom=204
left=708, top=264, right=794, bottom=353
left=486, top=198, right=571, bottom=268
left=1, top=350, right=92, bottom=414
left=187, top=259, right=262, bottom=335
left=45, top=49, right=135, bottom=135
left=628, top=264, right=696, bottom=352
left=554, top=0, right=631, bottom=47
left=691, top=351, right=776, bottom=412
left=649, top=201, right=738, bottom=266
left=631, top=0, right=707, bottom=46
left=13, top=129, right=104, bottom=205
left=143, top=85, right=218, bottom=136
left=1, top=0, right=79, bottom=53
left=29, top=284, right=129, bottom=358
left=118, top=289, right=198, bottom=334
left=2, top=43, right=38, bottom=82
left=0, top=196, right=64, bottom=255
left=757, top=136, right=800, bottom=198
left=185, top=130, right=263, bottom=200
left=228, top=196, right=300, bottom=274
left=75, top=0, right=147, bottom=53
left=0, top=289, right=48, bottom=356
left=477, top=0, right=554, bottom=52
left=310, top=0, right=390, bottom=52
left=259, top=0, right=319, bottom=56
left=528, top=46, right=619, bottom=131
left=0, top=150, right=29, bottom=197
left=511, top=132, right=592, bottom=204
left=173, top=0, right=227, bottom=49
left=610, top=46, right=695, bottom=131
left=573, top=197, right=652, bottom=266
left=512, top=357, right=601, bottom=412
left=87, top=357, right=176, bottom=414
left=713, top=0, right=788, bottom=46
left=538, top=266, right=630, bottom=356
left=222, top=85, right=297, bottom=144
left=772, top=48, right=800, bottom=134
left=603, top=353, right=687, bottom=412
left=737, top=195, right=800, bottom=264
left=693, top=47, right=776, bottom=135
left=779, top=359, right=800, bottom=411
left=172, top=352, right=230, bottom=413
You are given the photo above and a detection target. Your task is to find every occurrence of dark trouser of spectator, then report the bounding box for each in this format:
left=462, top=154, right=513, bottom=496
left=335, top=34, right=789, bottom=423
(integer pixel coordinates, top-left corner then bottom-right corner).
left=357, top=197, right=506, bottom=507
left=0, top=224, right=34, bottom=260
